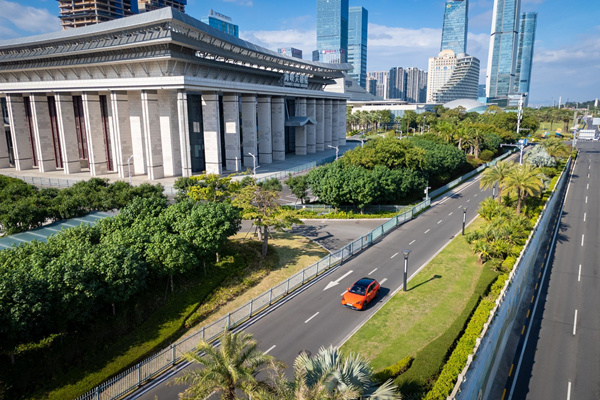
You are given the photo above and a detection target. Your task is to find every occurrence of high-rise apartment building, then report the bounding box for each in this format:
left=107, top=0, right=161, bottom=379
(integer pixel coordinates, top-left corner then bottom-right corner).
left=406, top=67, right=428, bottom=103
left=427, top=50, right=478, bottom=103
left=348, top=7, right=368, bottom=88
left=58, top=0, right=186, bottom=29
left=513, top=12, right=537, bottom=105
left=389, top=67, right=407, bottom=100
left=440, top=0, right=468, bottom=55
left=367, top=71, right=390, bottom=99
left=486, top=0, right=521, bottom=98
left=366, top=77, right=378, bottom=96
left=316, top=0, right=349, bottom=63
left=201, top=9, right=239, bottom=37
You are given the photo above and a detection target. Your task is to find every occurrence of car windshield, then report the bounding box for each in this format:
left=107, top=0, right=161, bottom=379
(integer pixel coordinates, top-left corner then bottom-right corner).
left=349, top=284, right=367, bottom=296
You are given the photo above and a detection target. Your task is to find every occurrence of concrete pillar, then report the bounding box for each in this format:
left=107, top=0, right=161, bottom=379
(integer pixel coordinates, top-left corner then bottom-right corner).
left=331, top=99, right=339, bottom=147
left=108, top=91, right=132, bottom=178
left=258, top=96, right=273, bottom=164
left=6, top=94, right=34, bottom=170
left=223, top=94, right=241, bottom=172
left=201, top=92, right=222, bottom=175
left=338, top=100, right=347, bottom=146
left=82, top=93, right=108, bottom=176
left=241, top=94, right=257, bottom=167
left=295, top=98, right=307, bottom=156
left=158, top=90, right=181, bottom=177
left=28, top=94, right=57, bottom=172
left=271, top=97, right=285, bottom=161
left=306, top=98, right=316, bottom=154
left=177, top=90, right=192, bottom=178
left=54, top=93, right=81, bottom=174
left=140, top=90, right=164, bottom=180
left=128, top=91, right=146, bottom=175
left=315, top=99, right=325, bottom=152
left=324, top=99, right=333, bottom=148
left=0, top=100, right=9, bottom=167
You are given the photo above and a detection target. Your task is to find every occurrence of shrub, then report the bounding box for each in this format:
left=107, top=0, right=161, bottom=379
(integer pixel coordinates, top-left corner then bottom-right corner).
left=373, top=356, right=414, bottom=383
left=479, top=150, right=494, bottom=162
left=501, top=256, right=517, bottom=272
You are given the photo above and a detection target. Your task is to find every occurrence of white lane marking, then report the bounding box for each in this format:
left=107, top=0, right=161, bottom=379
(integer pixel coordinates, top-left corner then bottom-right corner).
left=573, top=310, right=578, bottom=336
left=474, top=194, right=478, bottom=197
left=586, top=196, right=588, bottom=204
left=265, top=345, right=276, bottom=354
left=458, top=205, right=463, bottom=209
left=368, top=268, right=378, bottom=275
left=588, top=173, right=590, bottom=179
left=324, top=270, right=354, bottom=291
left=466, top=199, right=471, bottom=203
left=380, top=278, right=388, bottom=285
left=584, top=212, right=586, bottom=222
left=409, top=239, right=416, bottom=245
left=578, top=265, right=582, bottom=282
left=587, top=183, right=589, bottom=190
left=305, top=312, right=319, bottom=324
left=449, top=212, right=454, bottom=216
left=438, top=220, right=443, bottom=224
left=567, top=381, right=572, bottom=400
left=391, top=252, right=398, bottom=259
left=582, top=234, right=585, bottom=247
left=424, top=229, right=431, bottom=234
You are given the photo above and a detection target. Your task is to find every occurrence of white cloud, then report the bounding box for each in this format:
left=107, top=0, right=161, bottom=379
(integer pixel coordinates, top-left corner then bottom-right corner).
left=222, top=0, right=253, bottom=6
left=0, top=0, right=59, bottom=35
left=241, top=28, right=316, bottom=55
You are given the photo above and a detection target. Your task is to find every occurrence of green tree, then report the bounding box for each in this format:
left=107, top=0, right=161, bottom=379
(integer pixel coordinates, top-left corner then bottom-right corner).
left=186, top=173, right=241, bottom=202
left=285, top=174, right=310, bottom=204
left=503, top=163, right=544, bottom=215
left=480, top=160, right=514, bottom=204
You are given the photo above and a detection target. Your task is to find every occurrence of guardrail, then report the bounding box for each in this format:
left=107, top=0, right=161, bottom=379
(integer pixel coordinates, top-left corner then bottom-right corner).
left=451, top=156, right=572, bottom=399
left=76, top=197, right=431, bottom=400
left=284, top=204, right=411, bottom=214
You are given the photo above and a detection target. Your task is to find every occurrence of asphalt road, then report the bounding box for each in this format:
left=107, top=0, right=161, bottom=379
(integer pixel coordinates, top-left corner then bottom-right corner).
left=128, top=163, right=500, bottom=400
left=509, top=142, right=600, bottom=399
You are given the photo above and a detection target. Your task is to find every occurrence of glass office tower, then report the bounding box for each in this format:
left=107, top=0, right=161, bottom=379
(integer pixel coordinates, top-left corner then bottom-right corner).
left=514, top=12, right=537, bottom=105
left=486, top=0, right=521, bottom=98
left=348, top=6, right=368, bottom=88
left=440, top=0, right=468, bottom=55
left=316, top=0, right=349, bottom=63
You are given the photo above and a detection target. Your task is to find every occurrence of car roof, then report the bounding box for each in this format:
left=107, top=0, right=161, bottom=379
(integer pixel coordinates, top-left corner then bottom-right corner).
left=353, top=278, right=376, bottom=288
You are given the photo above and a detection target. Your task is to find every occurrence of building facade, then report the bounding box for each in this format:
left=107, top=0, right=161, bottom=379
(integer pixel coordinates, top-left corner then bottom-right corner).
left=367, top=71, right=389, bottom=99
left=431, top=55, right=480, bottom=103
left=278, top=48, right=303, bottom=59
left=316, top=0, right=349, bottom=63
left=427, top=50, right=459, bottom=103
left=0, top=9, right=350, bottom=180
left=201, top=9, right=239, bottom=37
left=440, top=0, right=468, bottom=55
left=513, top=12, right=537, bottom=105
left=388, top=67, right=407, bottom=100
left=486, top=0, right=521, bottom=98
left=348, top=7, right=368, bottom=89
left=138, top=0, right=186, bottom=13
left=406, top=68, right=427, bottom=103
left=366, top=77, right=377, bottom=96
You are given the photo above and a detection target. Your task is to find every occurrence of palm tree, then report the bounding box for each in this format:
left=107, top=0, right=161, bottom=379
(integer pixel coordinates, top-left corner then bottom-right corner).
left=175, top=330, right=279, bottom=400
left=503, top=163, right=545, bottom=215
left=480, top=160, right=514, bottom=203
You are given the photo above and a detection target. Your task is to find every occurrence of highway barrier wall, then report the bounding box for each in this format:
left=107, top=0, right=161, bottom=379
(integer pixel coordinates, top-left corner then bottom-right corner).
left=451, top=157, right=572, bottom=400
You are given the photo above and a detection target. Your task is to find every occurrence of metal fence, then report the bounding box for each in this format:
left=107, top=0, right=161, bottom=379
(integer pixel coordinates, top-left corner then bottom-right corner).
left=451, top=156, right=572, bottom=400
left=284, top=203, right=411, bottom=214
left=76, top=196, right=431, bottom=400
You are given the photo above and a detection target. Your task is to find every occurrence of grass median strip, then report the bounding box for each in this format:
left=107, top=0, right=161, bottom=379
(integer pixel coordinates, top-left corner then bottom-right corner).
left=341, top=218, right=499, bottom=396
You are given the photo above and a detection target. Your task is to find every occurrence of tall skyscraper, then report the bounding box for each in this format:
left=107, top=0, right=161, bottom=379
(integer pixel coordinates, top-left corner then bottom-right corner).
left=486, top=0, right=521, bottom=98
left=316, top=0, right=349, bottom=63
left=388, top=67, right=407, bottom=100
left=440, top=0, right=468, bottom=55
left=406, top=68, right=428, bottom=103
left=513, top=12, right=537, bottom=105
left=366, top=77, right=378, bottom=96
left=348, top=7, right=368, bottom=88
left=367, top=71, right=389, bottom=99
left=201, top=9, right=239, bottom=37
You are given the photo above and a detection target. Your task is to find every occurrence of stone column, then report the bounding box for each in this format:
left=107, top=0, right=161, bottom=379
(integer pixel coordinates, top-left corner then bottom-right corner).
left=331, top=99, right=339, bottom=147
left=177, top=90, right=192, bottom=178
left=140, top=90, right=164, bottom=180
left=315, top=99, right=325, bottom=152
left=28, top=94, right=57, bottom=172
left=158, top=90, right=181, bottom=177
left=201, top=92, right=222, bottom=175
left=54, top=93, right=81, bottom=174
left=108, top=91, right=132, bottom=178
left=6, top=94, right=34, bottom=170
left=0, top=99, right=9, bottom=167
left=258, top=96, right=273, bottom=164
left=241, top=94, right=257, bottom=167
left=338, top=100, right=347, bottom=146
left=82, top=93, right=108, bottom=176
left=223, top=94, right=241, bottom=172
left=271, top=96, right=285, bottom=161
left=324, top=99, right=332, bottom=148
left=128, top=91, right=146, bottom=175
left=306, top=98, right=316, bottom=154
left=295, top=98, right=307, bottom=156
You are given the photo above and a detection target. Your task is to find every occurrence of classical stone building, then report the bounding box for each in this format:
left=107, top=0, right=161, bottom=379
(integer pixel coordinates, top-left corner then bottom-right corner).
left=0, top=8, right=349, bottom=180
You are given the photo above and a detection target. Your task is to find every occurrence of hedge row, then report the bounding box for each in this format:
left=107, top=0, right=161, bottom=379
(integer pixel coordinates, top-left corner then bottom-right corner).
left=373, top=356, right=413, bottom=383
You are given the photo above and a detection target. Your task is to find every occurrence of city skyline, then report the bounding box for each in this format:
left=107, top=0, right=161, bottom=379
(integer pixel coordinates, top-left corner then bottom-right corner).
left=0, top=0, right=598, bottom=106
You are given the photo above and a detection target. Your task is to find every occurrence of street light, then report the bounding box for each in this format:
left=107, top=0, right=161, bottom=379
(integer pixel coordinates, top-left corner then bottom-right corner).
left=359, top=139, right=365, bottom=148
left=492, top=183, right=496, bottom=199
left=328, top=145, right=339, bottom=160
left=424, top=183, right=431, bottom=201
left=127, top=155, right=134, bottom=185
left=462, top=207, right=468, bottom=236
left=402, top=250, right=411, bottom=291
left=500, top=143, right=525, bottom=165
left=248, top=152, right=258, bottom=177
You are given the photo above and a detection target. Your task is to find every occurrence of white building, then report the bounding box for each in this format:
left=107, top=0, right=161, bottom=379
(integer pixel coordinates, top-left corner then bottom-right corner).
left=427, top=50, right=479, bottom=103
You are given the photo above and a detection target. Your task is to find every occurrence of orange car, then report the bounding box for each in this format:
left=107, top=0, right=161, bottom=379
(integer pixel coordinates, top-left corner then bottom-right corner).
left=341, top=277, right=380, bottom=310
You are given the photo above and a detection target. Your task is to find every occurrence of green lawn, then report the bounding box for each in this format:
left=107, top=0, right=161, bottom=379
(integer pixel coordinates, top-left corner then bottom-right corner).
left=341, top=218, right=499, bottom=394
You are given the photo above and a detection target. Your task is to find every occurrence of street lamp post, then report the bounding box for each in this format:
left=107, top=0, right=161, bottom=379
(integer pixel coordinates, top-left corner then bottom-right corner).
left=248, top=152, right=258, bottom=177
left=328, top=145, right=339, bottom=160
left=492, top=183, right=496, bottom=199
left=462, top=207, right=468, bottom=236
left=127, top=155, right=134, bottom=185
left=359, top=139, right=365, bottom=148
left=402, top=250, right=411, bottom=291
left=424, top=184, right=431, bottom=201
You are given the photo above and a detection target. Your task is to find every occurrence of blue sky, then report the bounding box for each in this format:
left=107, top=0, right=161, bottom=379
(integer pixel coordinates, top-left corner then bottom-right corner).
left=1, top=0, right=599, bottom=106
